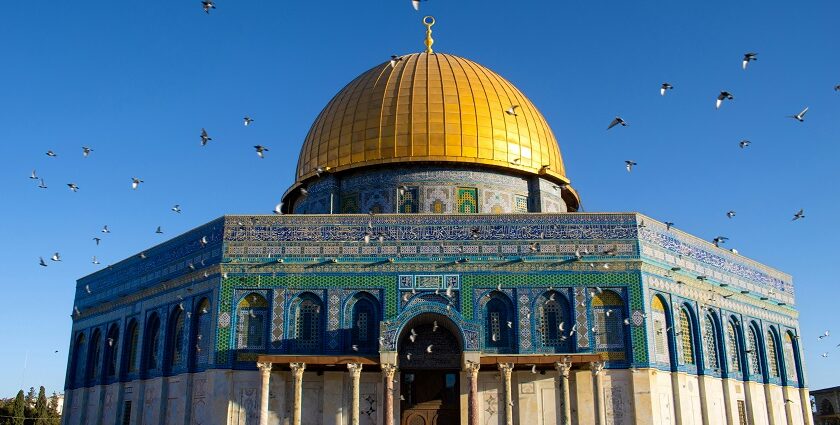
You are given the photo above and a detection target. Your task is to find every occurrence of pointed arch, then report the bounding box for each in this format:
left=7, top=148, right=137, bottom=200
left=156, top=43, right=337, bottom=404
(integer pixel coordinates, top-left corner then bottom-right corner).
left=142, top=313, right=161, bottom=375
left=105, top=324, right=120, bottom=378
left=678, top=306, right=697, bottom=367
left=165, top=306, right=186, bottom=372
left=535, top=290, right=572, bottom=351
left=725, top=317, right=744, bottom=378
left=483, top=291, right=516, bottom=353
left=745, top=322, right=763, bottom=378
left=191, top=298, right=212, bottom=370
left=782, top=331, right=797, bottom=384
left=765, top=327, right=781, bottom=378
left=703, top=311, right=722, bottom=371
left=121, top=319, right=140, bottom=378
left=651, top=295, right=673, bottom=366
left=86, top=329, right=102, bottom=383
left=237, top=293, right=269, bottom=350
left=290, top=292, right=325, bottom=353
left=348, top=292, right=380, bottom=353
left=70, top=333, right=86, bottom=385
left=592, top=289, right=626, bottom=353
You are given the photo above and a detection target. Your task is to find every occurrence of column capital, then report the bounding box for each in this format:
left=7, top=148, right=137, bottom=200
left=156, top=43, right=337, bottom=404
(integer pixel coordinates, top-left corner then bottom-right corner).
left=290, top=362, right=306, bottom=378
left=554, top=360, right=572, bottom=378
left=257, top=361, right=273, bottom=374
left=591, top=360, right=606, bottom=375
left=347, top=363, right=363, bottom=377
left=465, top=361, right=481, bottom=378
left=381, top=363, right=397, bottom=380
left=497, top=362, right=514, bottom=376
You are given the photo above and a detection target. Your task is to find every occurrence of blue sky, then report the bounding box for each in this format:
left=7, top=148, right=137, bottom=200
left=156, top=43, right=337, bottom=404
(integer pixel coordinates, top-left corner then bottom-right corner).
left=0, top=0, right=838, bottom=395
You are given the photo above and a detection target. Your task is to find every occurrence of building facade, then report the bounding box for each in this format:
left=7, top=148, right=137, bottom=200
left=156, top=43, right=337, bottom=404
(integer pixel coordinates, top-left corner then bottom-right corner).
left=812, top=387, right=840, bottom=425
left=62, top=20, right=812, bottom=425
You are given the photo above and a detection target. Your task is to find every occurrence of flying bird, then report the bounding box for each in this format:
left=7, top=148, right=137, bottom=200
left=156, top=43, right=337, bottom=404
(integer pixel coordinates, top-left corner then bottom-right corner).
left=716, top=91, right=734, bottom=109
left=39, top=257, right=48, bottom=267
left=93, top=237, right=101, bottom=245
left=664, top=222, right=674, bottom=230
left=789, top=107, right=808, bottom=122
left=742, top=52, right=757, bottom=70
left=607, top=116, right=627, bottom=130
left=101, top=225, right=110, bottom=233
left=243, top=116, right=254, bottom=126
left=818, top=330, right=830, bottom=340
left=505, top=105, right=519, bottom=116
left=254, top=145, right=269, bottom=158
left=200, top=128, right=212, bottom=146
left=38, top=178, right=47, bottom=189
left=792, top=209, right=805, bottom=221
left=82, top=146, right=93, bottom=157
left=155, top=226, right=163, bottom=234
left=29, top=170, right=38, bottom=180
left=46, top=150, right=57, bottom=157
left=625, top=160, right=637, bottom=172
left=739, top=140, right=751, bottom=149
left=51, top=252, right=61, bottom=262
left=273, top=202, right=283, bottom=215
left=660, top=83, right=673, bottom=96
left=171, top=204, right=181, bottom=213
left=389, top=55, right=403, bottom=68
left=726, top=211, right=736, bottom=219
left=92, top=256, right=100, bottom=265
left=67, top=183, right=79, bottom=192
left=131, top=177, right=143, bottom=190
left=531, top=364, right=537, bottom=374
left=712, top=236, right=729, bottom=247
left=432, top=320, right=439, bottom=332
left=202, top=0, right=215, bottom=14
left=426, top=345, right=433, bottom=353
left=411, top=0, right=424, bottom=11
left=835, top=84, right=840, bottom=91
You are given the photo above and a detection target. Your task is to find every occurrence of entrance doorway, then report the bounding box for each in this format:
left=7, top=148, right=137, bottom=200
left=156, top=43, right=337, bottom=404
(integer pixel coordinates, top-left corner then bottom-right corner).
left=397, top=315, right=463, bottom=425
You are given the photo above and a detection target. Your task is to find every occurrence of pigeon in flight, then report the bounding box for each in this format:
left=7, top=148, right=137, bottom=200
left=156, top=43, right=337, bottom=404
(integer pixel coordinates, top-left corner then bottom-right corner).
left=155, top=226, right=163, bottom=234
left=171, top=204, right=181, bottom=213
left=505, top=105, right=519, bottom=116
left=46, top=150, right=57, bottom=157
left=93, top=237, right=101, bottom=245
left=742, top=52, right=757, bottom=70
left=390, top=55, right=403, bottom=68
left=200, top=128, right=212, bottom=146
left=29, top=170, right=38, bottom=180
left=131, top=177, right=144, bottom=190
left=51, top=252, right=61, bottom=262
left=726, top=211, right=736, bottom=219
left=38, top=178, right=47, bottom=189
left=202, top=0, right=215, bottom=14
left=426, top=345, right=433, bottom=353
left=819, top=330, right=830, bottom=339
left=254, top=145, right=269, bottom=158
left=607, top=116, right=627, bottom=130
left=822, top=352, right=830, bottom=358
left=411, top=0, right=426, bottom=11
left=82, top=146, right=93, bottom=157
left=835, top=85, right=840, bottom=91
left=39, top=257, right=48, bottom=267
left=660, top=83, right=673, bottom=96
left=792, top=209, right=805, bottom=221
left=273, top=202, right=283, bottom=215
left=739, top=140, right=751, bottom=149
left=789, top=107, right=808, bottom=122
left=67, top=183, right=79, bottom=192
left=716, top=91, right=734, bottom=109
left=712, top=236, right=729, bottom=247
left=625, top=160, right=637, bottom=172
left=92, top=256, right=100, bottom=265
left=101, top=225, right=111, bottom=233
left=664, top=222, right=674, bottom=230
left=243, top=116, right=254, bottom=126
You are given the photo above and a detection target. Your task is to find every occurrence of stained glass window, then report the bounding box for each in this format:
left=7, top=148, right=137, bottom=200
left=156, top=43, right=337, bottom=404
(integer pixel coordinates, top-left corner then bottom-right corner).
left=726, top=322, right=741, bottom=373
left=294, top=294, right=323, bottom=352
left=398, top=186, right=419, bottom=213
left=457, top=187, right=478, bottom=213
left=514, top=195, right=528, bottom=213
left=237, top=293, right=268, bottom=350
left=783, top=333, right=797, bottom=382
left=485, top=293, right=513, bottom=351
left=679, top=309, right=695, bottom=365
left=169, top=309, right=185, bottom=369
left=351, top=294, right=378, bottom=353
left=746, top=326, right=761, bottom=375
left=703, top=315, right=719, bottom=370
left=651, top=296, right=670, bottom=364
left=125, top=321, right=139, bottom=374
left=540, top=297, right=563, bottom=346
left=766, top=331, right=780, bottom=377
left=193, top=299, right=212, bottom=367
left=592, top=290, right=625, bottom=351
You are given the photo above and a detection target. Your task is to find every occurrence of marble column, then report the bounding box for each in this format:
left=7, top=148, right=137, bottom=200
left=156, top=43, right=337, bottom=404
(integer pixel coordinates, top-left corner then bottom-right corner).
left=347, top=364, right=363, bottom=425
left=290, top=362, right=306, bottom=425
left=555, top=360, right=572, bottom=425
left=765, top=383, right=777, bottom=425
left=382, top=364, right=397, bottom=425
left=465, top=361, right=481, bottom=425
left=799, top=388, right=813, bottom=425
left=591, top=361, right=606, bottom=425
left=257, top=361, right=273, bottom=425
left=498, top=363, right=514, bottom=425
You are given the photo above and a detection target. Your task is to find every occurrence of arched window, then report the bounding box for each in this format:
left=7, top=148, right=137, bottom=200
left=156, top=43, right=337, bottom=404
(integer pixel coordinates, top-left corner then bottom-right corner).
left=537, top=291, right=571, bottom=350
left=191, top=299, right=212, bottom=368
left=71, top=333, right=86, bottom=384
left=350, top=293, right=379, bottom=353
left=122, top=320, right=139, bottom=376
left=703, top=313, right=720, bottom=370
left=292, top=293, right=324, bottom=353
left=237, top=293, right=268, bottom=350
left=143, top=314, right=161, bottom=374
left=678, top=308, right=696, bottom=365
left=592, top=290, right=625, bottom=352
left=87, top=329, right=102, bottom=383
left=105, top=324, right=119, bottom=378
left=484, top=292, right=515, bottom=352
left=783, top=332, right=798, bottom=383
left=726, top=320, right=742, bottom=373
left=651, top=296, right=671, bottom=365
left=766, top=330, right=780, bottom=378
left=821, top=399, right=836, bottom=415
left=746, top=324, right=762, bottom=376
left=166, top=307, right=186, bottom=371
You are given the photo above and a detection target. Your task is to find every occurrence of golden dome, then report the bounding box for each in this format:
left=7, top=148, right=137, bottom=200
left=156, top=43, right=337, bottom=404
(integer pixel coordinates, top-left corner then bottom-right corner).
left=294, top=52, right=574, bottom=189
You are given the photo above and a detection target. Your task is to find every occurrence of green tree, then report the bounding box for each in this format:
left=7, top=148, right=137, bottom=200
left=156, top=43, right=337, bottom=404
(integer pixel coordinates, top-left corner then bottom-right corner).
left=11, top=390, right=25, bottom=425
left=34, top=387, right=48, bottom=425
